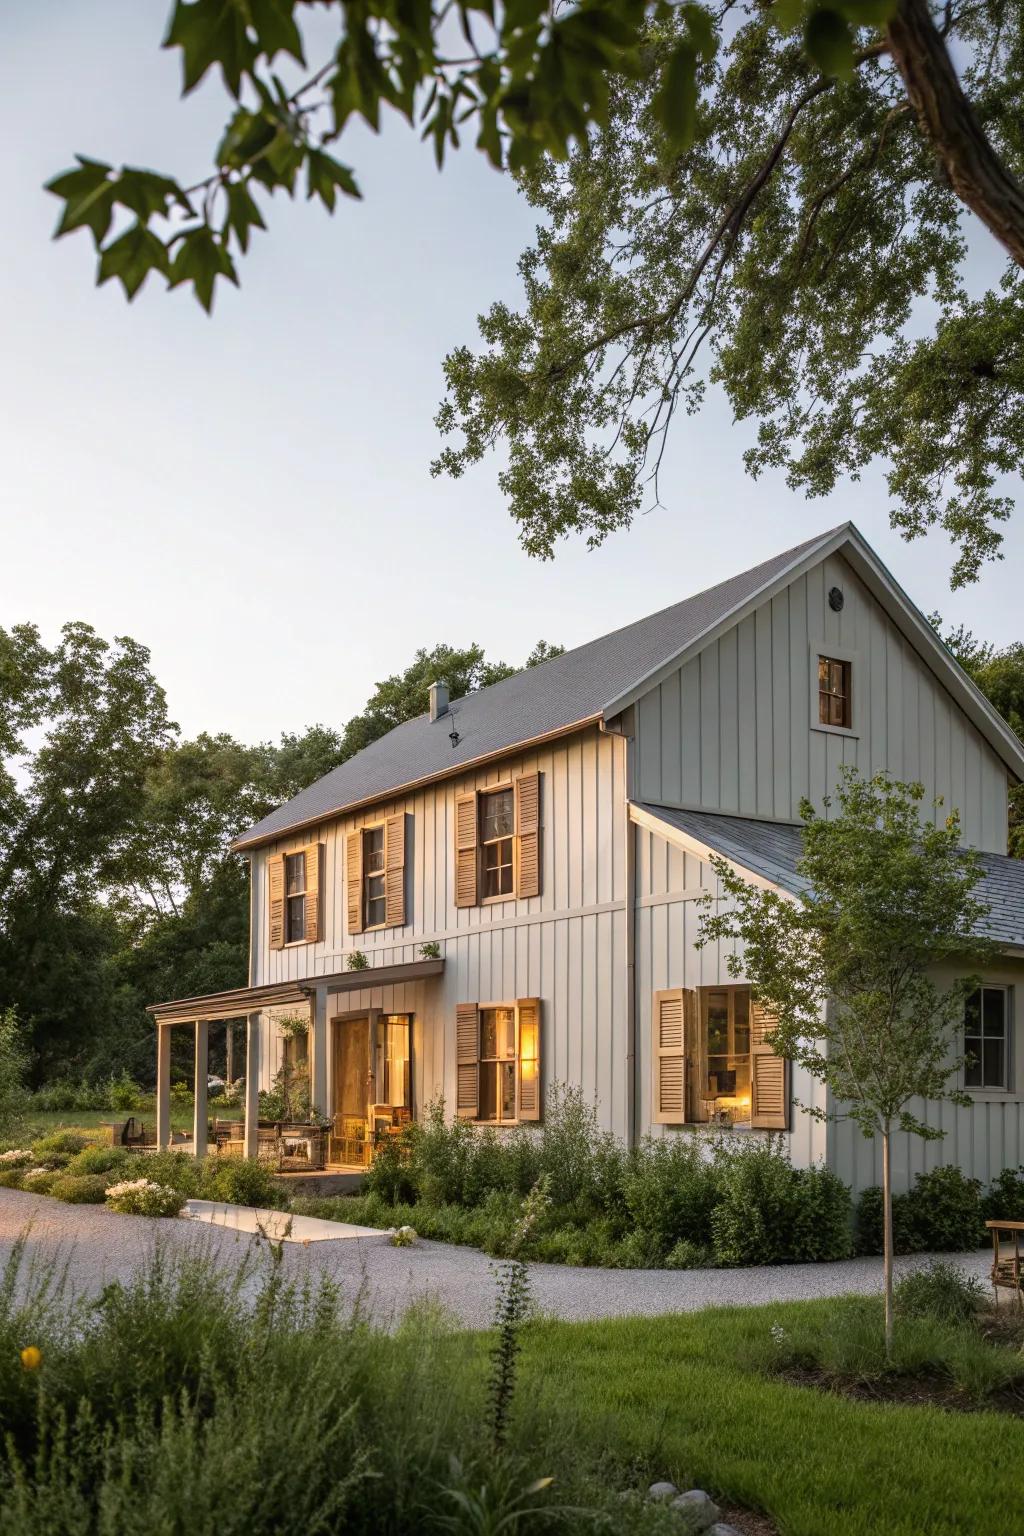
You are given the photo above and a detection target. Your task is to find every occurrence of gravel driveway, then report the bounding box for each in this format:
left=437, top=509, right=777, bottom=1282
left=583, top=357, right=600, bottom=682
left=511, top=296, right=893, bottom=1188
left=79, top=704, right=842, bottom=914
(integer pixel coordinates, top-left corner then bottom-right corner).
left=0, top=1188, right=992, bottom=1329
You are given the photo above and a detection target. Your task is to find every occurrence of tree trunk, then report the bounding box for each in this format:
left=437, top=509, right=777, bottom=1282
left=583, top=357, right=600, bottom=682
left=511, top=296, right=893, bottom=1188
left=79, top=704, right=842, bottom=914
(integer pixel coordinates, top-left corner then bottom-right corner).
left=886, top=0, right=1024, bottom=268
left=882, top=1121, right=894, bottom=1360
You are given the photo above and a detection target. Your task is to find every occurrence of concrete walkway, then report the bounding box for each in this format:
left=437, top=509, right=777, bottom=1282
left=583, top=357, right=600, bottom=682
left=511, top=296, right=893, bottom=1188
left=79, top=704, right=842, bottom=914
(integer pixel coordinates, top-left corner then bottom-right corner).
left=0, top=1188, right=992, bottom=1330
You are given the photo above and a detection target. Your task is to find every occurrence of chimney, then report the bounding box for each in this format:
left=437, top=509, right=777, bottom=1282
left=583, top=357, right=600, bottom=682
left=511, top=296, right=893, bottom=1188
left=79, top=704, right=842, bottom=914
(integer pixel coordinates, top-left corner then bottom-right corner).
left=429, top=680, right=449, bottom=722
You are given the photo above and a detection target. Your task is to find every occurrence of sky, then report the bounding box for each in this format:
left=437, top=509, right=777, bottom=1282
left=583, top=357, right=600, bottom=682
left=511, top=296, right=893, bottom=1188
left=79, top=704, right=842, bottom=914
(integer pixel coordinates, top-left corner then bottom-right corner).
left=2, top=3, right=1021, bottom=746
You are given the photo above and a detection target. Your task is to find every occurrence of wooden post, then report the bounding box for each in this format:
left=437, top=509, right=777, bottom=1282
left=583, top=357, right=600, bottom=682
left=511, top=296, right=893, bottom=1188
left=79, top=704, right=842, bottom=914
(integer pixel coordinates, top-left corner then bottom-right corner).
left=193, top=1019, right=209, bottom=1160
left=310, top=985, right=328, bottom=1118
left=156, top=1024, right=172, bottom=1150
left=244, top=1011, right=261, bottom=1159
left=226, top=1022, right=234, bottom=1087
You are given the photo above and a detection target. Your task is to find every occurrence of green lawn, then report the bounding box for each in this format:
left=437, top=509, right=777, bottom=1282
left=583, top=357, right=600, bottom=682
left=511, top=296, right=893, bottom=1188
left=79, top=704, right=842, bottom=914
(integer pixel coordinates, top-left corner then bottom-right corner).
left=514, top=1300, right=1022, bottom=1536
left=24, top=1101, right=243, bottom=1137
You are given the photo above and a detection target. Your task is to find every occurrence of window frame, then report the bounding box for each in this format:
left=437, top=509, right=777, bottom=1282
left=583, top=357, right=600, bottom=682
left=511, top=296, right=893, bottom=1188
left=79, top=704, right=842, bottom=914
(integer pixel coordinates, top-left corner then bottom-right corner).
left=698, top=985, right=753, bottom=1128
left=809, top=643, right=860, bottom=739
left=373, top=1013, right=413, bottom=1113
left=361, top=821, right=387, bottom=931
left=283, top=851, right=307, bottom=946
left=479, top=784, right=515, bottom=903
left=964, top=983, right=1013, bottom=1095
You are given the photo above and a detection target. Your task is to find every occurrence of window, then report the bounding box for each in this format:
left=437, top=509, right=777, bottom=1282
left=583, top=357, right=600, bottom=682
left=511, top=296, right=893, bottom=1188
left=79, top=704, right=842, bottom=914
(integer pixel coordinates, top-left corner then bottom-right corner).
left=363, top=825, right=386, bottom=927
left=481, top=787, right=514, bottom=898
left=701, top=988, right=752, bottom=1125
left=478, top=1006, right=518, bottom=1122
left=375, top=1015, right=411, bottom=1109
left=818, top=655, right=852, bottom=729
left=965, top=986, right=1010, bottom=1090
left=285, top=852, right=306, bottom=943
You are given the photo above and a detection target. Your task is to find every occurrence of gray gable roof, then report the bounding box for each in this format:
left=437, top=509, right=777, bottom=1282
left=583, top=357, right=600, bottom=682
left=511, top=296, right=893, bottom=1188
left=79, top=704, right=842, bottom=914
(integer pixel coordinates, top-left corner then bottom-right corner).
left=639, top=804, right=1024, bottom=952
left=235, top=527, right=838, bottom=849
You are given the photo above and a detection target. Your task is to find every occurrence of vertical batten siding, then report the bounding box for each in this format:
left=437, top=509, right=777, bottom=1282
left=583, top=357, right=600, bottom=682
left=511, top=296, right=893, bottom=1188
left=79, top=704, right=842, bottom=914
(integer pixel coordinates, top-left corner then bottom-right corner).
left=250, top=726, right=631, bottom=1136
left=634, top=553, right=1010, bottom=854
left=633, top=825, right=827, bottom=1165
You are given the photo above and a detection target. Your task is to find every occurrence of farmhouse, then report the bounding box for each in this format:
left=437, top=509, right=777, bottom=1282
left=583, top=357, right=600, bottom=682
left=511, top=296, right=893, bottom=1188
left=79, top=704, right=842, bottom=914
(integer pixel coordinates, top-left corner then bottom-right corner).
left=148, top=522, right=1024, bottom=1192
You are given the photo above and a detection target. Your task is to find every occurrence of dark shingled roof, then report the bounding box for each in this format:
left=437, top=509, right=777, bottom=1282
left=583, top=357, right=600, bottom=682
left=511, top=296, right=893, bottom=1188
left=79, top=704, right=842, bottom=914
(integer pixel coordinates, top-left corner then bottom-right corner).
left=235, top=528, right=837, bottom=849
left=639, top=804, right=1024, bottom=952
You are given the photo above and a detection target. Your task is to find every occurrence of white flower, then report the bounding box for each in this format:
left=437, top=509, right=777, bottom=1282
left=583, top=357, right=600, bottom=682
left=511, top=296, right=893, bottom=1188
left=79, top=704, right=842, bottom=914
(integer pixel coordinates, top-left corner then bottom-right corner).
left=0, top=1149, right=32, bottom=1166
left=769, top=1323, right=788, bottom=1347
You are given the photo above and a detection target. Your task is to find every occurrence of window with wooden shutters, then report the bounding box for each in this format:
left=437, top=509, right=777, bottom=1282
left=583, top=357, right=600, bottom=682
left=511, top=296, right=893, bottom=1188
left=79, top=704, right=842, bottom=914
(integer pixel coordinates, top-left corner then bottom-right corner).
left=363, top=824, right=386, bottom=927
left=652, top=989, right=688, bottom=1124
left=516, top=998, right=541, bottom=1120
left=454, top=791, right=479, bottom=907
left=455, top=1003, right=480, bottom=1118
left=514, top=773, right=541, bottom=898
left=384, top=812, right=407, bottom=927
left=268, top=854, right=285, bottom=950
left=346, top=830, right=362, bottom=935
left=750, top=1000, right=790, bottom=1130
left=481, top=787, right=514, bottom=898
left=303, top=843, right=323, bottom=943
left=284, top=852, right=306, bottom=942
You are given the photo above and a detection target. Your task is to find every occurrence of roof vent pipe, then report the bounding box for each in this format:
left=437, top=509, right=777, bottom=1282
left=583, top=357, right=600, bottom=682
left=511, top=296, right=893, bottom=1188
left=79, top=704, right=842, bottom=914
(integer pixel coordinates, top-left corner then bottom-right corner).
left=429, top=681, right=449, bottom=722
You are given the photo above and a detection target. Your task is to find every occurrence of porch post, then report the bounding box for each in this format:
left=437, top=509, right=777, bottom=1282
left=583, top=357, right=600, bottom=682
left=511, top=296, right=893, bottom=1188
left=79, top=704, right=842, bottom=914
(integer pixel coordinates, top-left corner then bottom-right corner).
left=310, top=985, right=329, bottom=1118
left=193, top=1018, right=209, bottom=1159
left=225, top=1022, right=234, bottom=1087
left=244, top=1010, right=261, bottom=1159
left=155, top=1024, right=172, bottom=1150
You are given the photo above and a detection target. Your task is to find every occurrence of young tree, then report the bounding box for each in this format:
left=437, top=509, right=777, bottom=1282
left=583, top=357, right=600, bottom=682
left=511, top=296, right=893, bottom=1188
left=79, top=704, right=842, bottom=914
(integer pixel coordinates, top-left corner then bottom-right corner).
left=0, top=1009, right=31, bottom=1141
left=696, top=769, right=994, bottom=1354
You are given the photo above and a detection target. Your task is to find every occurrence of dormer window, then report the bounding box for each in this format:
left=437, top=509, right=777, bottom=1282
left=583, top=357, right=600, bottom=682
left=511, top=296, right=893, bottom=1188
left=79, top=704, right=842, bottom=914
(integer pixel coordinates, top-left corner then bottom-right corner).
left=818, top=655, right=852, bottom=729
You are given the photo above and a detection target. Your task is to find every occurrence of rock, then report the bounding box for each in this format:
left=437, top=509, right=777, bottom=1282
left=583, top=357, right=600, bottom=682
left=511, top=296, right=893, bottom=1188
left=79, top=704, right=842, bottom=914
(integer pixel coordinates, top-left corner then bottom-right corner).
left=670, top=1489, right=721, bottom=1531
left=647, top=1481, right=680, bottom=1502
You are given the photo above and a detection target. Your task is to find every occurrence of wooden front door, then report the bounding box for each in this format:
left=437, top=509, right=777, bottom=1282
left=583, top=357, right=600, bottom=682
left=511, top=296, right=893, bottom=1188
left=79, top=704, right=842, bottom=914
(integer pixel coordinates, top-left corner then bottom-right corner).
left=332, top=1017, right=372, bottom=1166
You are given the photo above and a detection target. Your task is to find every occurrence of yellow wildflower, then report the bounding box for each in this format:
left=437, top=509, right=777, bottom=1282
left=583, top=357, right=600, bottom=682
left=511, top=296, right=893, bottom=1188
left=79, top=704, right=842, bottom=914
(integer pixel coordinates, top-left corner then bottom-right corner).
left=20, top=1346, right=41, bottom=1371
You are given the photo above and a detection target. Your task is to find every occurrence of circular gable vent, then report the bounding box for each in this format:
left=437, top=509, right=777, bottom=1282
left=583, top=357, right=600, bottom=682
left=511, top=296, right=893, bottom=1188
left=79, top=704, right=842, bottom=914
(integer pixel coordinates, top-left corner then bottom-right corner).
left=828, top=586, right=845, bottom=612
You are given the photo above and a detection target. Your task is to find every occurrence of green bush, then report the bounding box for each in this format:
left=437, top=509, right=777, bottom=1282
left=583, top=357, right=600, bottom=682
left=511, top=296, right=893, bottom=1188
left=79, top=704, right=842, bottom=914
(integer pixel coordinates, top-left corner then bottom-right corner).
left=622, top=1136, right=719, bottom=1259
left=0, top=1169, right=26, bottom=1189
left=30, top=1131, right=90, bottom=1169
left=199, top=1156, right=287, bottom=1209
left=854, top=1185, right=925, bottom=1256
left=28, top=1078, right=108, bottom=1112
left=66, top=1145, right=132, bottom=1177
left=108, top=1070, right=144, bottom=1111
left=22, top=1169, right=60, bottom=1195
left=895, top=1261, right=987, bottom=1326
left=787, top=1165, right=853, bottom=1262
left=981, top=1164, right=1024, bottom=1224
left=909, top=1166, right=986, bottom=1251
left=664, top=1239, right=713, bottom=1270
left=50, top=1173, right=110, bottom=1205
left=105, top=1178, right=186, bottom=1217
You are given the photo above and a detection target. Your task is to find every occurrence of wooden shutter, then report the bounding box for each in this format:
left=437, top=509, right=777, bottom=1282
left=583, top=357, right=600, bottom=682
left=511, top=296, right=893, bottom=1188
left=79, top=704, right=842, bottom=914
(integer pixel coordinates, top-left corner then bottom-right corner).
left=750, top=1000, right=790, bottom=1130
left=346, top=830, right=363, bottom=935
left=652, top=989, right=687, bottom=1124
left=384, top=813, right=407, bottom=927
left=268, top=853, right=285, bottom=950
left=454, top=791, right=479, bottom=908
left=514, top=772, right=541, bottom=899
left=455, top=1003, right=480, bottom=1119
left=516, top=998, right=541, bottom=1121
left=303, top=843, right=323, bottom=943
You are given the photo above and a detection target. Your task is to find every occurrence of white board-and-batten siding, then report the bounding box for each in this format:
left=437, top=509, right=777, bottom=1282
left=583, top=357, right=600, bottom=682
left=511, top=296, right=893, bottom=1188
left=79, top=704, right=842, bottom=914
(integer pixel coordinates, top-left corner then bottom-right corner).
left=632, top=553, right=1009, bottom=854
left=249, top=726, right=632, bottom=1137
left=632, top=823, right=827, bottom=1163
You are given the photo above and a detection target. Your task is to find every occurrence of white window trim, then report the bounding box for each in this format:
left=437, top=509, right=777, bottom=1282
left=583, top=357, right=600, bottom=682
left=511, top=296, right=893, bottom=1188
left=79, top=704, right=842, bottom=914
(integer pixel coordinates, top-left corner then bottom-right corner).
left=809, top=642, right=862, bottom=740
left=361, top=820, right=387, bottom=931
left=963, top=982, right=1014, bottom=1098
left=475, top=998, right=521, bottom=1124
left=283, top=850, right=307, bottom=947
left=479, top=783, right=516, bottom=904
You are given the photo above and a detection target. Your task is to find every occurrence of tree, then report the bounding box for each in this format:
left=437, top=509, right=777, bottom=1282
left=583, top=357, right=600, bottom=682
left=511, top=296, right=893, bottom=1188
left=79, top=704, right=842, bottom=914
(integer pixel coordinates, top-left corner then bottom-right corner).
left=0, top=1010, right=31, bottom=1141
left=434, top=3, right=1024, bottom=588
left=696, top=769, right=993, bottom=1354
left=45, top=4, right=1024, bottom=585
left=934, top=617, right=1024, bottom=855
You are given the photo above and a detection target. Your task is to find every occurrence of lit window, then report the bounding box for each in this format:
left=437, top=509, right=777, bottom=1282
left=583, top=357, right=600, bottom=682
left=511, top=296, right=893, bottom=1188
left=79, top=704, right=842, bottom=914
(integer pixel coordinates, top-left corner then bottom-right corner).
left=481, top=788, right=514, bottom=898
left=818, top=656, right=852, bottom=729
left=285, top=853, right=306, bottom=942
left=363, top=825, right=386, bottom=927
left=478, top=1006, right=517, bottom=1122
left=700, top=987, right=752, bottom=1126
left=965, top=986, right=1009, bottom=1090
left=375, top=1015, right=411, bottom=1108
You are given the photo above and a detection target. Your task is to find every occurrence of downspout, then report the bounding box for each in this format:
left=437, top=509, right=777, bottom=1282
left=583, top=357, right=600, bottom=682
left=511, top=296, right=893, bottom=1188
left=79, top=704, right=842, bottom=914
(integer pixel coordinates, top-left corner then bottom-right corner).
left=600, top=715, right=636, bottom=1148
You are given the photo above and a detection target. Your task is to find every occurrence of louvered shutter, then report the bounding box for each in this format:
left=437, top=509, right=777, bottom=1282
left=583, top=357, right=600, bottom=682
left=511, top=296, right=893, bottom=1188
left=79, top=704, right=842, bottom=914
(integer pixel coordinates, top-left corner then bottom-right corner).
left=346, top=830, right=363, bottom=935
left=384, top=813, right=407, bottom=927
left=454, top=791, right=479, bottom=908
left=652, top=989, right=687, bottom=1124
left=750, top=1000, right=790, bottom=1130
left=303, top=843, right=323, bottom=943
left=516, top=998, right=541, bottom=1121
left=455, top=1003, right=480, bottom=1118
left=268, top=854, right=285, bottom=950
left=514, top=772, right=541, bottom=898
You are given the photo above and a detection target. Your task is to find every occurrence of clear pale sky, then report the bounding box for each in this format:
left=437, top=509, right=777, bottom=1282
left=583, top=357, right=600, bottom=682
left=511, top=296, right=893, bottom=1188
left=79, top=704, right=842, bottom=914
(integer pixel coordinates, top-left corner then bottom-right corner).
left=2, top=4, right=1020, bottom=744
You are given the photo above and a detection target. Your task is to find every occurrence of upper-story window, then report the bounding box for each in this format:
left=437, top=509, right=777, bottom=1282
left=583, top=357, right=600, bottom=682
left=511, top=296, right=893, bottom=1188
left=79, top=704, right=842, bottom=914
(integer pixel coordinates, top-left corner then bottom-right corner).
left=818, top=656, right=852, bottom=729
left=363, top=825, right=386, bottom=927
left=965, top=985, right=1010, bottom=1090
left=481, top=788, right=515, bottom=898
left=285, top=853, right=307, bottom=942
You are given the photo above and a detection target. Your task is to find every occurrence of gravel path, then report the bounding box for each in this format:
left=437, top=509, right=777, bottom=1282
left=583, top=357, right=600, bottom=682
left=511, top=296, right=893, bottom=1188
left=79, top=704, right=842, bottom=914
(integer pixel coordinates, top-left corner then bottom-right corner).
left=0, top=1188, right=992, bottom=1329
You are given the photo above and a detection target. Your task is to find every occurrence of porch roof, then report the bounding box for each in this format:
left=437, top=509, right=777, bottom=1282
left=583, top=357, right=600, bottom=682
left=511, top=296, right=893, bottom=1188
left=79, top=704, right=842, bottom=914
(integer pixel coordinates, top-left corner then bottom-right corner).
left=146, top=957, right=445, bottom=1027
left=633, top=803, right=1024, bottom=953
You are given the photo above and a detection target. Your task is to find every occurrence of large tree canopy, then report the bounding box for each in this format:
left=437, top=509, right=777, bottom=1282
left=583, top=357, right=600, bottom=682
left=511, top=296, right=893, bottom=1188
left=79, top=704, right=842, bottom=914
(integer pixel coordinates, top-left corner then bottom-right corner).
left=434, top=1, right=1024, bottom=588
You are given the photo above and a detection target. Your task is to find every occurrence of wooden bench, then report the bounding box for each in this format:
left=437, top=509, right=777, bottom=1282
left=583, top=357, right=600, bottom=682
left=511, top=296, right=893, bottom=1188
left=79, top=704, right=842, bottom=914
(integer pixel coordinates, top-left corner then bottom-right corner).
left=985, top=1219, right=1024, bottom=1305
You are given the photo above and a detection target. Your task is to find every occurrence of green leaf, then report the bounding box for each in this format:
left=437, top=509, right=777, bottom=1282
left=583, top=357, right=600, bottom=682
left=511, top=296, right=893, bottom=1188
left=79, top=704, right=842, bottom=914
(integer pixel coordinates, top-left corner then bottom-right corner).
left=97, top=222, right=170, bottom=300
left=217, top=108, right=278, bottom=170
left=654, top=38, right=699, bottom=149
left=163, top=0, right=257, bottom=97
left=305, top=149, right=362, bottom=211
left=804, top=7, right=855, bottom=78
left=248, top=0, right=305, bottom=65
left=111, top=167, right=195, bottom=221
left=223, top=181, right=266, bottom=253
left=45, top=157, right=116, bottom=244
left=167, top=225, right=238, bottom=312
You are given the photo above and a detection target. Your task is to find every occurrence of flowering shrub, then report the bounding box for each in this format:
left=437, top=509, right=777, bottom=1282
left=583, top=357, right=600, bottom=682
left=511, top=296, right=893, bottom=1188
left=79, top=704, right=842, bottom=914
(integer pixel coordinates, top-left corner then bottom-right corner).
left=0, top=1149, right=32, bottom=1167
left=23, top=1168, right=60, bottom=1194
left=105, top=1179, right=185, bottom=1218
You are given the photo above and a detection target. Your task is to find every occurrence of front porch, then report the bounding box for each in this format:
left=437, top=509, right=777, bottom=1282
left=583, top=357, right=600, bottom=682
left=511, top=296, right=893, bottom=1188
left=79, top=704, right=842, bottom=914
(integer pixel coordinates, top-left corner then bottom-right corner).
left=145, top=957, right=444, bottom=1169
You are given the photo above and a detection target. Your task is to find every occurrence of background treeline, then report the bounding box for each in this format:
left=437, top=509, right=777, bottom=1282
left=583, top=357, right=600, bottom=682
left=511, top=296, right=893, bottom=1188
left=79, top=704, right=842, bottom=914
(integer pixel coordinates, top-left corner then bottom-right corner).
left=0, top=626, right=561, bottom=1085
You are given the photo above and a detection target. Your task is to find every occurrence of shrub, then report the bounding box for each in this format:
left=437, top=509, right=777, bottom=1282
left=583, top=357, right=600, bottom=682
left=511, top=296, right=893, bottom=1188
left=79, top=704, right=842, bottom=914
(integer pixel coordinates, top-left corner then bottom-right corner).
left=28, top=1078, right=108, bottom=1112
left=22, top=1168, right=60, bottom=1195
left=909, top=1165, right=986, bottom=1251
left=622, top=1135, right=720, bottom=1258
left=0, top=1008, right=30, bottom=1139
left=108, top=1070, right=144, bottom=1111
left=413, top=1102, right=477, bottom=1206
left=0, top=1170, right=26, bottom=1189
left=364, top=1126, right=418, bottom=1204
left=895, top=1261, right=987, bottom=1326
left=664, top=1239, right=714, bottom=1270
left=710, top=1139, right=803, bottom=1266
left=854, top=1185, right=924, bottom=1256
left=105, top=1179, right=185, bottom=1217
left=787, top=1165, right=853, bottom=1262
left=29, top=1131, right=89, bottom=1169
left=50, top=1173, right=111, bottom=1205
left=0, top=1149, right=32, bottom=1169
left=982, top=1165, right=1024, bottom=1224
left=66, top=1145, right=132, bottom=1177
left=538, top=1085, right=605, bottom=1209
left=199, top=1157, right=286, bottom=1209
